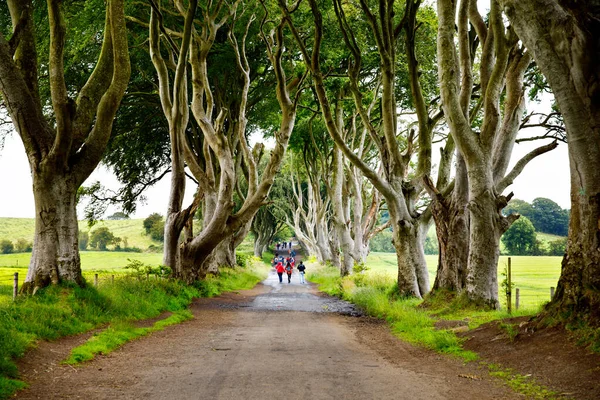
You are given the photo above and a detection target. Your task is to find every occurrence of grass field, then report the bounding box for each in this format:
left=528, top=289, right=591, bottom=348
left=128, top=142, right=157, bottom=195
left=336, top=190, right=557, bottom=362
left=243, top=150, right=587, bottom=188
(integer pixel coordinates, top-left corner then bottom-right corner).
left=0, top=218, right=160, bottom=250
left=365, top=253, right=561, bottom=310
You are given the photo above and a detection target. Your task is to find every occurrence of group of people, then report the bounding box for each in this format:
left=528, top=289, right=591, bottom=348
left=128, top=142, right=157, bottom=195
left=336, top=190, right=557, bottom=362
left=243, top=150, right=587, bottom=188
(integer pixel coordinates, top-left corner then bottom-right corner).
left=275, top=241, right=292, bottom=251
left=272, top=240, right=306, bottom=284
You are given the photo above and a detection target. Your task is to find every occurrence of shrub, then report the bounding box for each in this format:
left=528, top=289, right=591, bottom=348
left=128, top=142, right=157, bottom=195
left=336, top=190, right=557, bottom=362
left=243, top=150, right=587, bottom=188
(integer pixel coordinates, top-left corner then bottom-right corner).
left=547, top=238, right=567, bottom=256
left=236, top=253, right=252, bottom=268
left=0, top=240, right=13, bottom=255
left=143, top=213, right=164, bottom=241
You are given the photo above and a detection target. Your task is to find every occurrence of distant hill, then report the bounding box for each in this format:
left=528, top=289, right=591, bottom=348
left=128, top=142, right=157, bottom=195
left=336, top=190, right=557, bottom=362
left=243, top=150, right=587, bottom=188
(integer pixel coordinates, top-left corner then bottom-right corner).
left=0, top=218, right=160, bottom=250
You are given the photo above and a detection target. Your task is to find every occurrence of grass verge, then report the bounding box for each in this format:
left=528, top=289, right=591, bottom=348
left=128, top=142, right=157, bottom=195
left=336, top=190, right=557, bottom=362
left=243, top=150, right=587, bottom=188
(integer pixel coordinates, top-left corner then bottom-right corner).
left=0, top=256, right=266, bottom=399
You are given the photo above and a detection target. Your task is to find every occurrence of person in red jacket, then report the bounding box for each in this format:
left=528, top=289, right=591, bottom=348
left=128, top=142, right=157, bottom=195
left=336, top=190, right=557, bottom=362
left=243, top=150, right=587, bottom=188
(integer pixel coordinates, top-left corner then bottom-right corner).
left=275, top=260, right=285, bottom=283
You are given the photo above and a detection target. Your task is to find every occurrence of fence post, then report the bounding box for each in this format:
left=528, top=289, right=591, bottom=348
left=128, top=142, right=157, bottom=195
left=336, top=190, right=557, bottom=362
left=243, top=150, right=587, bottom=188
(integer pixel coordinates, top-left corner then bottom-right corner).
left=146, top=273, right=150, bottom=281
left=111, top=275, right=115, bottom=284
left=94, top=274, right=99, bottom=287
left=507, top=257, right=512, bottom=313
left=13, top=272, right=18, bottom=301
left=550, top=286, right=555, bottom=300
left=515, top=288, right=520, bottom=310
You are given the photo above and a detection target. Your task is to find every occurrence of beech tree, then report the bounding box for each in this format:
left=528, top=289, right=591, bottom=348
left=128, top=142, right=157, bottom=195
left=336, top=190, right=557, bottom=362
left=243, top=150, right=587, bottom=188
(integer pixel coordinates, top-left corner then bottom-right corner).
left=148, top=0, right=304, bottom=282
left=0, top=0, right=130, bottom=292
left=497, top=1, right=600, bottom=322
left=436, top=0, right=557, bottom=307
left=281, top=0, right=445, bottom=296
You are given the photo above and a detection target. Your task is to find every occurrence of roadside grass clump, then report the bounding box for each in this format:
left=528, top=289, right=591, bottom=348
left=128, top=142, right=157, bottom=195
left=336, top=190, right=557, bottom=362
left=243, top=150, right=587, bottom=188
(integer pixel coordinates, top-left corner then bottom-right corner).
left=64, top=310, right=193, bottom=364
left=485, top=363, right=559, bottom=399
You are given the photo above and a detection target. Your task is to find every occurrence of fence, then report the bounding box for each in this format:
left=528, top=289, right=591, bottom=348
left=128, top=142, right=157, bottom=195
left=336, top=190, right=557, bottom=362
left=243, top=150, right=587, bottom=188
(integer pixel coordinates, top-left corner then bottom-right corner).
left=505, top=257, right=557, bottom=312
left=0, top=271, right=169, bottom=302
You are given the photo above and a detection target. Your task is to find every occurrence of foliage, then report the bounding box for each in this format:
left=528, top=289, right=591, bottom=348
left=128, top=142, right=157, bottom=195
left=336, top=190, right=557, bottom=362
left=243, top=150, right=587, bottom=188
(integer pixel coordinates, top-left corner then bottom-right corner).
left=235, top=253, right=252, bottom=269
left=424, top=235, right=439, bottom=255
left=143, top=213, right=164, bottom=242
left=501, top=217, right=537, bottom=255
left=486, top=363, right=559, bottom=399
left=547, top=238, right=567, bottom=256
left=504, top=198, right=569, bottom=236
left=107, top=212, right=130, bottom=220
left=89, top=227, right=120, bottom=251
left=369, top=230, right=395, bottom=253
left=0, top=241, right=12, bottom=255
left=78, top=231, right=89, bottom=251
left=13, top=239, right=32, bottom=254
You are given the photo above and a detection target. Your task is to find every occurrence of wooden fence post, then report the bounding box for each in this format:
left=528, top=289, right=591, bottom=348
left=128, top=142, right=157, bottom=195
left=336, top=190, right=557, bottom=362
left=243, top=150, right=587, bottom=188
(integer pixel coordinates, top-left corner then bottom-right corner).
left=515, top=288, right=520, bottom=310
left=111, top=275, right=115, bottom=284
left=550, top=286, right=555, bottom=299
left=507, top=257, right=512, bottom=313
left=94, top=274, right=99, bottom=287
left=13, top=272, right=18, bottom=301
left=146, top=273, right=150, bottom=281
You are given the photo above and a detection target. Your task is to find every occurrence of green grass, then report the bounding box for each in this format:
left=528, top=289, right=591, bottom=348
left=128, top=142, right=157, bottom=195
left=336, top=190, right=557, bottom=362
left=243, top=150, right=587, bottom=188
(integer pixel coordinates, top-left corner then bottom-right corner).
left=64, top=310, right=194, bottom=364
left=0, top=251, right=163, bottom=270
left=365, top=253, right=561, bottom=310
left=0, top=254, right=267, bottom=399
left=486, top=363, right=559, bottom=399
left=0, top=217, right=161, bottom=250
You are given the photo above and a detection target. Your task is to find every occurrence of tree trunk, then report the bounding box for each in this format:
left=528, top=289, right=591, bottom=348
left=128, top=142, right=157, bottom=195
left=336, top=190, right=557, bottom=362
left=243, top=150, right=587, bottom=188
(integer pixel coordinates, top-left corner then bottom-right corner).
left=430, top=156, right=469, bottom=293
left=499, top=0, right=600, bottom=323
left=22, top=169, right=84, bottom=293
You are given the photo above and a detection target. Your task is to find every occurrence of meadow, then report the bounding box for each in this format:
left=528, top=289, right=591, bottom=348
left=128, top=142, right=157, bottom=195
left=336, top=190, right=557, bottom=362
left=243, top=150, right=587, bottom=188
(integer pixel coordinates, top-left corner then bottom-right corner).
left=366, top=253, right=562, bottom=310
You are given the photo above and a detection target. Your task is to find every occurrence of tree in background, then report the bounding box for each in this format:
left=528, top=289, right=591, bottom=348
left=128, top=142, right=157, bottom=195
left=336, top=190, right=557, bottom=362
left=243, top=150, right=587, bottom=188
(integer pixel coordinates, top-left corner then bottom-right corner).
left=89, top=227, right=120, bottom=251
left=78, top=231, right=89, bottom=251
left=504, top=197, right=569, bottom=236
left=0, top=0, right=130, bottom=292
left=14, top=238, right=33, bottom=253
left=502, top=217, right=537, bottom=255
left=107, top=212, right=130, bottom=220
left=143, top=213, right=164, bottom=242
left=0, top=240, right=14, bottom=254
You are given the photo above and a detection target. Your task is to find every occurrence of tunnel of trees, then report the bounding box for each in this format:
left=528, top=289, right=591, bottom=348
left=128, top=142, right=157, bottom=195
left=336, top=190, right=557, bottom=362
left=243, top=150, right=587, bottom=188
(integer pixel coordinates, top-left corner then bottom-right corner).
left=0, top=0, right=598, bottom=326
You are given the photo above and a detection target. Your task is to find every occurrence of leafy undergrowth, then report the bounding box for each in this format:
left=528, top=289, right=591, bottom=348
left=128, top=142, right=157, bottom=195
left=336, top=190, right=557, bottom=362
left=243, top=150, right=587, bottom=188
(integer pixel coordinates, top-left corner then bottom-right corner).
left=0, top=256, right=266, bottom=400
left=309, top=264, right=559, bottom=398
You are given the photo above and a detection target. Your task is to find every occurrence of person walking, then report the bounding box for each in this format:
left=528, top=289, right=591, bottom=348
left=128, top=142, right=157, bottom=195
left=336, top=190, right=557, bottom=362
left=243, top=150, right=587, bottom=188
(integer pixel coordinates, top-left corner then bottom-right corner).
left=297, top=261, right=306, bottom=284
left=285, top=260, right=293, bottom=283
left=275, top=259, right=285, bottom=283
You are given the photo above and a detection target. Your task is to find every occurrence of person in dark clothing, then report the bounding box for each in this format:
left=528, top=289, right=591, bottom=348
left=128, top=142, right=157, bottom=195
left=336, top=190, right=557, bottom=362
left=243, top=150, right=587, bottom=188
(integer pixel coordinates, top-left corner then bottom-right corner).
left=297, top=261, right=306, bottom=284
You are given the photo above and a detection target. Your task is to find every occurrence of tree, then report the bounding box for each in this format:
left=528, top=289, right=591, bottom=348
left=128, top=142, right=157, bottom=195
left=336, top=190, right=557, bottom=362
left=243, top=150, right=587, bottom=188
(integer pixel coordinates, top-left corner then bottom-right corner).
left=78, top=231, right=89, bottom=251
left=498, top=0, right=600, bottom=322
left=143, top=213, right=163, bottom=235
left=89, top=227, right=120, bottom=251
left=0, top=240, right=14, bottom=254
left=530, top=198, right=569, bottom=236
left=502, top=217, right=537, bottom=255
left=436, top=0, right=557, bottom=307
left=14, top=238, right=33, bottom=253
left=0, top=0, right=130, bottom=292
left=107, top=212, right=130, bottom=220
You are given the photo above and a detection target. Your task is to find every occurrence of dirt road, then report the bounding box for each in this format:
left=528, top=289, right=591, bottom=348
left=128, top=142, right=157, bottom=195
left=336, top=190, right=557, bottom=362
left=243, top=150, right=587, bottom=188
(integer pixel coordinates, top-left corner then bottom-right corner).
left=17, top=270, right=516, bottom=399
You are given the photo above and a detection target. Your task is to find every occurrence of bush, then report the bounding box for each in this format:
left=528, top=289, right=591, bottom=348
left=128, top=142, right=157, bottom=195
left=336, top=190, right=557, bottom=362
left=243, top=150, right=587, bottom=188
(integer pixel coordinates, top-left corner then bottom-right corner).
left=236, top=253, right=252, bottom=268
left=13, top=239, right=32, bottom=253
left=89, top=227, right=120, bottom=251
left=0, top=240, right=13, bottom=255
left=547, top=238, right=567, bottom=256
